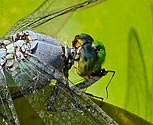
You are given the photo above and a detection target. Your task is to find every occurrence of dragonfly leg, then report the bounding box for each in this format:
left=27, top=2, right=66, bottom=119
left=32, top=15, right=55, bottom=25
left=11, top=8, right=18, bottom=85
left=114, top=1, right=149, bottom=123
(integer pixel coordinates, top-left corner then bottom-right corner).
left=91, top=69, right=116, bottom=99
left=75, top=68, right=115, bottom=99
left=47, top=84, right=73, bottom=112
left=105, top=70, right=115, bottom=99
left=47, top=84, right=59, bottom=112
left=47, top=82, right=88, bottom=112
left=85, top=92, right=103, bottom=101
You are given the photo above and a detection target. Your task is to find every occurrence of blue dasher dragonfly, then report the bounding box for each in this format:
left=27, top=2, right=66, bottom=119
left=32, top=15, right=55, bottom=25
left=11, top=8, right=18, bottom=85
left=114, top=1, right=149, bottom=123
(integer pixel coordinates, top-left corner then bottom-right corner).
left=0, top=0, right=116, bottom=124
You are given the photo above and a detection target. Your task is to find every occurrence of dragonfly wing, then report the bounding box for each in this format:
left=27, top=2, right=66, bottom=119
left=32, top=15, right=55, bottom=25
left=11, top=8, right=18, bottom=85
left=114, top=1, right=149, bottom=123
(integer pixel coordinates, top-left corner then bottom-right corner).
left=24, top=74, right=117, bottom=125
left=6, top=52, right=116, bottom=124
left=27, top=82, right=100, bottom=124
left=3, top=0, right=104, bottom=38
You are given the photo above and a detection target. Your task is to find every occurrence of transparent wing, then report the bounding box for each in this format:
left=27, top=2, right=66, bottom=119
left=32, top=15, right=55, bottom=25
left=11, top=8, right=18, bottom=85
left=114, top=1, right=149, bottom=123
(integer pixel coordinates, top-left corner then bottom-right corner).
left=3, top=57, right=113, bottom=124
left=11, top=58, right=116, bottom=124
left=3, top=0, right=104, bottom=38
left=27, top=82, right=104, bottom=124
left=11, top=78, right=106, bottom=124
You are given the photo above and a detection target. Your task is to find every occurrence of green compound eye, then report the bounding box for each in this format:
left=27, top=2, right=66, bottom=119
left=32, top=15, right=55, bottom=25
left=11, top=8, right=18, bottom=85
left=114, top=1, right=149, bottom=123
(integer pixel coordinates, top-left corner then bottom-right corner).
left=92, top=40, right=106, bottom=73
left=72, top=34, right=106, bottom=79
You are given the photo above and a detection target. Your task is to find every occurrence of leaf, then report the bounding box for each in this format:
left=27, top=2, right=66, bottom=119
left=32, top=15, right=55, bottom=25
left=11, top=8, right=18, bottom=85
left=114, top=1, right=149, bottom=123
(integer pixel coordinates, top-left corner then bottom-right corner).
left=90, top=97, right=153, bottom=125
left=125, top=28, right=153, bottom=122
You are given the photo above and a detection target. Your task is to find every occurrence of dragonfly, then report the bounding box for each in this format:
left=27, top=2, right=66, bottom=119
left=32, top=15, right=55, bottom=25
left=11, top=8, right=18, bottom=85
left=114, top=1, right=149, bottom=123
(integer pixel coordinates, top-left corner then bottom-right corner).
left=0, top=0, right=116, bottom=124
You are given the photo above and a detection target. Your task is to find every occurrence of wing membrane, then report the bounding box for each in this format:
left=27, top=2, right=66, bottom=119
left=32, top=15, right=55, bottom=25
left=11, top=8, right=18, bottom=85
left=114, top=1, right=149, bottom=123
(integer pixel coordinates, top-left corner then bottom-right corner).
left=2, top=54, right=116, bottom=124
left=14, top=58, right=115, bottom=124
left=3, top=0, right=104, bottom=38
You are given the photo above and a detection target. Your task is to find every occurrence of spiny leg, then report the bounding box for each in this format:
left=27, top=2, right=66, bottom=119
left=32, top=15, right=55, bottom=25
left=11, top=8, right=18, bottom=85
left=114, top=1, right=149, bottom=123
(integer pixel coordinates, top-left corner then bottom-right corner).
left=105, top=70, right=115, bottom=99
left=85, top=92, right=103, bottom=101
left=75, top=69, right=115, bottom=99
left=47, top=83, right=61, bottom=112
left=47, top=81, right=81, bottom=112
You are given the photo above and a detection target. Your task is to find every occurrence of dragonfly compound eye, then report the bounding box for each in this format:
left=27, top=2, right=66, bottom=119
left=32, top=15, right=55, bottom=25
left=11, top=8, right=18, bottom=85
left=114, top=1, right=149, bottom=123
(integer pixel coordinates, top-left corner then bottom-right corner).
left=72, top=33, right=94, bottom=48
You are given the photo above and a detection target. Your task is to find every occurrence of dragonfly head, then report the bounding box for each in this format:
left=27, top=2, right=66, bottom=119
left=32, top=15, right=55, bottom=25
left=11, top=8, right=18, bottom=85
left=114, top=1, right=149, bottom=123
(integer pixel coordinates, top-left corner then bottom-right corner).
left=71, top=34, right=107, bottom=79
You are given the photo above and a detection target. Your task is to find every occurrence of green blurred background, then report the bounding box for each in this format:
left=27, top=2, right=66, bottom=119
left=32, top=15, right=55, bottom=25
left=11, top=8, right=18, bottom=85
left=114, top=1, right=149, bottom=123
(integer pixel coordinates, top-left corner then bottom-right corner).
left=0, top=0, right=152, bottom=123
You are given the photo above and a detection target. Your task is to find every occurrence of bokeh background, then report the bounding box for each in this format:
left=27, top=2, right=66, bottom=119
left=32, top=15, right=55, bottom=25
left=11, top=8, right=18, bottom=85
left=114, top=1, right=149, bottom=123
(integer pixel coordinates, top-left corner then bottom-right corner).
left=0, top=0, right=152, bottom=123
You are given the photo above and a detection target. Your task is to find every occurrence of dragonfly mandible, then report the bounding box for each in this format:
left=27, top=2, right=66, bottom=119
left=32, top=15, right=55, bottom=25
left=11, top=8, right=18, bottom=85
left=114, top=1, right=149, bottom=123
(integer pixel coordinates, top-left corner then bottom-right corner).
left=0, top=0, right=116, bottom=124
